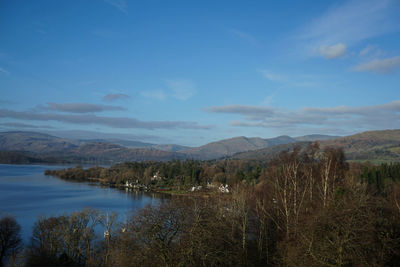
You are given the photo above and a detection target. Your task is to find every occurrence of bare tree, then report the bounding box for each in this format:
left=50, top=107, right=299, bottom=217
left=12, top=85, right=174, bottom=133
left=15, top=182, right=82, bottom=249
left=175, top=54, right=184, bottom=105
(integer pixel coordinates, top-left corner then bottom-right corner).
left=319, top=147, right=347, bottom=207
left=266, top=148, right=309, bottom=239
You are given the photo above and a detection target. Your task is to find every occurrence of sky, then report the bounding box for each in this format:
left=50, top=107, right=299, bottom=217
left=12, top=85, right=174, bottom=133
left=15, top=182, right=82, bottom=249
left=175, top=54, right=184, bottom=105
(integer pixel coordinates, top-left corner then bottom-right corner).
left=0, top=0, right=400, bottom=146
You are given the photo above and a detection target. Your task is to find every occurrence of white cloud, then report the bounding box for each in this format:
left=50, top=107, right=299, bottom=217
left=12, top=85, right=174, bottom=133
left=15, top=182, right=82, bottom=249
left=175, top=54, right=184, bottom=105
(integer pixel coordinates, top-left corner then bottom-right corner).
left=354, top=56, right=400, bottom=74
left=140, top=90, right=166, bottom=101
left=318, top=43, right=346, bottom=59
left=166, top=79, right=196, bottom=101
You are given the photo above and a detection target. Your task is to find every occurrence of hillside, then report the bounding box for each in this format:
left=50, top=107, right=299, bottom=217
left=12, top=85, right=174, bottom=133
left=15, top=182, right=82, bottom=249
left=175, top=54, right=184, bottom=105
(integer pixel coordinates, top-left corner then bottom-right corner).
left=230, top=130, right=400, bottom=163
left=82, top=139, right=189, bottom=152
left=179, top=134, right=336, bottom=160
left=180, top=135, right=296, bottom=160
left=1, top=130, right=398, bottom=163
left=0, top=132, right=189, bottom=164
left=68, top=142, right=188, bottom=162
left=320, top=129, right=400, bottom=163
left=230, top=142, right=311, bottom=161
left=0, top=131, right=78, bottom=153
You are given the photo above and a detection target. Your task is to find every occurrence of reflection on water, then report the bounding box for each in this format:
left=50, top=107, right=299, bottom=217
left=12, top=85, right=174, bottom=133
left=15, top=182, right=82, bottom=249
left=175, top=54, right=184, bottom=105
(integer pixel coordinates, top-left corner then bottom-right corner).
left=0, top=164, right=166, bottom=241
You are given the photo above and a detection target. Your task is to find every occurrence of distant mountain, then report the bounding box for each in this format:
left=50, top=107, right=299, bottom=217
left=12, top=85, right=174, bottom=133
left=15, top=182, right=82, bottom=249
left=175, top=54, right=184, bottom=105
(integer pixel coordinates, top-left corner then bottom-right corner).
left=180, top=135, right=297, bottom=160
left=0, top=131, right=189, bottom=164
left=1, top=130, right=398, bottom=164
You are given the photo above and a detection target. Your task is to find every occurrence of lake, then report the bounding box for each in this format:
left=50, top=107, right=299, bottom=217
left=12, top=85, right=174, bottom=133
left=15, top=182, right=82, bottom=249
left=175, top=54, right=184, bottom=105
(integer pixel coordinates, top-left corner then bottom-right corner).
left=0, top=164, right=166, bottom=242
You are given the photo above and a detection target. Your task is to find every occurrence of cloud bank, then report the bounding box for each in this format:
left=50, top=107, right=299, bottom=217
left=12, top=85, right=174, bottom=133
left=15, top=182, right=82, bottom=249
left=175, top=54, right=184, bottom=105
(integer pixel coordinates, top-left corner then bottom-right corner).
left=0, top=122, right=55, bottom=129
left=46, top=102, right=125, bottom=113
left=206, top=100, right=400, bottom=135
left=0, top=109, right=213, bottom=130
left=354, top=56, right=400, bottom=74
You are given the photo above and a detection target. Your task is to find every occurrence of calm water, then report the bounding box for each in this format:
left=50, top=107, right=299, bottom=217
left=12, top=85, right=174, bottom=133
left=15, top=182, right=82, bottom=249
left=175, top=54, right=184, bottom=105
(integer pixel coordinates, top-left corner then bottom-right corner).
left=0, top=164, right=165, bottom=241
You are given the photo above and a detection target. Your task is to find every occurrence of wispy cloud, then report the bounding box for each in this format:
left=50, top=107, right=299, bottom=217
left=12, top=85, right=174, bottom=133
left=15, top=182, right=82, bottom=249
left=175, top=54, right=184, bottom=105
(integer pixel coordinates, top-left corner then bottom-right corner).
left=353, top=56, right=400, bottom=74
left=206, top=100, right=400, bottom=135
left=359, top=44, right=384, bottom=57
left=140, top=90, right=166, bottom=101
left=166, top=79, right=196, bottom=101
left=230, top=29, right=259, bottom=46
left=45, top=102, right=125, bottom=113
left=103, top=93, right=130, bottom=102
left=258, top=70, right=287, bottom=82
left=104, top=0, right=127, bottom=13
left=295, top=0, right=400, bottom=55
left=318, top=43, right=346, bottom=59
left=0, top=109, right=213, bottom=130
left=0, top=67, right=10, bottom=75
left=258, top=69, right=319, bottom=88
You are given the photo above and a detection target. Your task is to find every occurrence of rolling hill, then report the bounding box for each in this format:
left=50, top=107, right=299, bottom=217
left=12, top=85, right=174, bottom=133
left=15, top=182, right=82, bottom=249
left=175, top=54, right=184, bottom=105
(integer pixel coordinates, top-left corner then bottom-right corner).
left=0, top=130, right=398, bottom=163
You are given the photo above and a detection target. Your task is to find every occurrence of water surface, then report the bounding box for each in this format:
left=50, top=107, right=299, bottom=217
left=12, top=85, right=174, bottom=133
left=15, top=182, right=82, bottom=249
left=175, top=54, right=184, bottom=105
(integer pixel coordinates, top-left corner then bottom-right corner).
left=0, top=164, right=164, bottom=241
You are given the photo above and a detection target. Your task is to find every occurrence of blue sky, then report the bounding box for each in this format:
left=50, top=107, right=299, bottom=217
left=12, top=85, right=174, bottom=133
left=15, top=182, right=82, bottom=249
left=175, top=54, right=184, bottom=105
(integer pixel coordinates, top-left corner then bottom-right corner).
left=1, top=0, right=399, bottom=146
